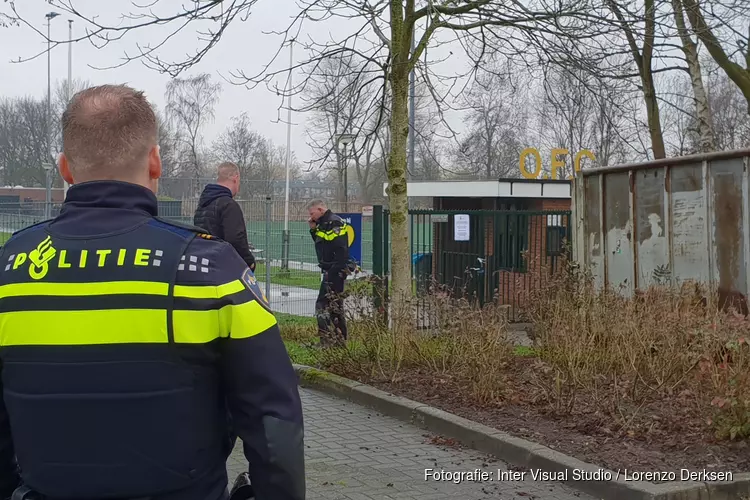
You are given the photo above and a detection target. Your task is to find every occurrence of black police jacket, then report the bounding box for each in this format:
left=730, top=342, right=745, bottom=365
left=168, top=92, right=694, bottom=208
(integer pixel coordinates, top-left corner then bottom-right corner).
left=194, top=184, right=256, bottom=271
left=310, top=210, right=349, bottom=276
left=0, top=181, right=305, bottom=500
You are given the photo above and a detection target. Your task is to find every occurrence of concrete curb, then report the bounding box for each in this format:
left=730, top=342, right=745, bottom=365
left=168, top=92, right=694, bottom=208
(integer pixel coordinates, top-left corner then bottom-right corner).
left=294, top=364, right=750, bottom=500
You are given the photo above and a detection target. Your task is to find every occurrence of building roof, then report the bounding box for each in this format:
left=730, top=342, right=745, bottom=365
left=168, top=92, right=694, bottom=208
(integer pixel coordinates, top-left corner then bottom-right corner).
left=383, top=179, right=571, bottom=199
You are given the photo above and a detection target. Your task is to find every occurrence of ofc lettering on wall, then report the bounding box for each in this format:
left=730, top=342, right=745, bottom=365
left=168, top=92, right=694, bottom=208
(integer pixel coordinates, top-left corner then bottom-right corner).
left=519, top=148, right=596, bottom=180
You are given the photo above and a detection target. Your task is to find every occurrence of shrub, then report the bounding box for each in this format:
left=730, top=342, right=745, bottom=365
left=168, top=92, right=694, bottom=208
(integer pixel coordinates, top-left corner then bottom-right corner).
left=524, top=257, right=750, bottom=439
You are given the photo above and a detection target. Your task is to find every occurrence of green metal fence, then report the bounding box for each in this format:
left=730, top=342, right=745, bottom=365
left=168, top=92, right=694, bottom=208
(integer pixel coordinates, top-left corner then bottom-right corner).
left=374, top=208, right=572, bottom=324
left=0, top=202, right=571, bottom=323
left=0, top=200, right=374, bottom=319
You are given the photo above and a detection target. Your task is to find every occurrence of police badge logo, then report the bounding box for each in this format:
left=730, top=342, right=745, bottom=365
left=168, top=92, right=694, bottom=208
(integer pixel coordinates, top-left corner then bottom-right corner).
left=241, top=267, right=271, bottom=312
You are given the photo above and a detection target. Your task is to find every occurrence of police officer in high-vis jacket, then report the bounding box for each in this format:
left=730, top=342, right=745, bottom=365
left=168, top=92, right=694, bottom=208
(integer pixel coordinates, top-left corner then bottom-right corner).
left=306, top=199, right=350, bottom=346
left=0, top=85, right=305, bottom=500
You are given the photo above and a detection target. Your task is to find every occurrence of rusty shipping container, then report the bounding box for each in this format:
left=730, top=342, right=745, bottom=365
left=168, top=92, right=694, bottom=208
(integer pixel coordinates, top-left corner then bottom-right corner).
left=572, top=149, right=750, bottom=310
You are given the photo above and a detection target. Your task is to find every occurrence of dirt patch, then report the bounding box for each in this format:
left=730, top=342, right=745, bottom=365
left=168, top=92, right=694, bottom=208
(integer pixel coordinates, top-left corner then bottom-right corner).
left=335, top=359, right=749, bottom=479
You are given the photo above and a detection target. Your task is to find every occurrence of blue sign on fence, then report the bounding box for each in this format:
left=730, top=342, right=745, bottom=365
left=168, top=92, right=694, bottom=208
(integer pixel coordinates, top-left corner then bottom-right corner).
left=336, top=212, right=363, bottom=265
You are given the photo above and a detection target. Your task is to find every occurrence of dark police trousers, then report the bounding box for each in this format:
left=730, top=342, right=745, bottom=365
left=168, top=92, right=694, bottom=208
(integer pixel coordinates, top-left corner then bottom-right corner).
left=315, top=271, right=347, bottom=345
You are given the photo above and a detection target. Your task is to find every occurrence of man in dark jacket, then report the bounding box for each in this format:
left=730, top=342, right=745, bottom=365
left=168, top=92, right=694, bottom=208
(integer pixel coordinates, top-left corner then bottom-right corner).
left=307, top=199, right=351, bottom=347
left=194, top=163, right=256, bottom=271
left=0, top=84, right=304, bottom=500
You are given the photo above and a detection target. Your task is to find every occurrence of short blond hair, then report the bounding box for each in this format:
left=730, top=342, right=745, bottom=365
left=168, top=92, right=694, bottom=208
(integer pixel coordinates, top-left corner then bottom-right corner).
left=217, top=162, right=239, bottom=181
left=62, top=85, right=157, bottom=180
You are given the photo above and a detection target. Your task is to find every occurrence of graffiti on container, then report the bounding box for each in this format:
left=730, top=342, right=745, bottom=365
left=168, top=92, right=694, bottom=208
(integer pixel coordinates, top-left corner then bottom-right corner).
left=519, top=148, right=596, bottom=180
left=652, top=265, right=672, bottom=285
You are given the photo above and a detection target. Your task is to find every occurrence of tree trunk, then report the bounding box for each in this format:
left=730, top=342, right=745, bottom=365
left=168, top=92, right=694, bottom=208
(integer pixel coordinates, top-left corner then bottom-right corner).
left=642, top=0, right=667, bottom=159
left=672, top=0, right=715, bottom=151
left=642, top=74, right=667, bottom=159
left=387, top=1, right=411, bottom=331
left=606, top=0, right=667, bottom=159
left=682, top=0, right=750, bottom=114
left=388, top=68, right=411, bottom=325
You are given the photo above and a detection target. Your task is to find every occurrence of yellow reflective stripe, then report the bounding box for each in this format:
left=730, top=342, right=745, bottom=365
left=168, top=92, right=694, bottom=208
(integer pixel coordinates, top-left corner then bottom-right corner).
left=173, top=280, right=245, bottom=299
left=173, top=301, right=277, bottom=343
left=314, top=224, right=349, bottom=242
left=314, top=230, right=335, bottom=241
left=221, top=300, right=277, bottom=339
left=0, top=310, right=167, bottom=346
left=173, top=309, right=223, bottom=343
left=0, top=281, right=168, bottom=298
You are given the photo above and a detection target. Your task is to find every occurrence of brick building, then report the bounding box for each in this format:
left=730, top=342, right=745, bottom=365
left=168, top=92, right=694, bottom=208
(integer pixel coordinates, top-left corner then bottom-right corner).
left=386, top=179, right=572, bottom=318
left=0, top=187, right=65, bottom=204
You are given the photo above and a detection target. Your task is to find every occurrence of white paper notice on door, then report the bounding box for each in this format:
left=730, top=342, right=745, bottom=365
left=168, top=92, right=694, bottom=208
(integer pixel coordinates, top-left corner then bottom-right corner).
left=454, top=214, right=470, bottom=241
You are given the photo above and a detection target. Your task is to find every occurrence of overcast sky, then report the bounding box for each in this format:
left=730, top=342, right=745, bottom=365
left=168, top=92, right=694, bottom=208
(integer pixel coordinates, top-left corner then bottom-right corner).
left=0, top=0, right=467, bottom=166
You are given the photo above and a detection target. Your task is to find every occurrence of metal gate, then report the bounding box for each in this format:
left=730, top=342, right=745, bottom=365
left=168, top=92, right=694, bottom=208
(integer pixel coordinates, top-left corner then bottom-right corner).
left=374, top=208, right=571, bottom=323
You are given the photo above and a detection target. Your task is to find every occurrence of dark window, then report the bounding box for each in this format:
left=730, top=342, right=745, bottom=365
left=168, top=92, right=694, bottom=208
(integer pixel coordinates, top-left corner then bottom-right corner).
left=546, top=216, right=567, bottom=256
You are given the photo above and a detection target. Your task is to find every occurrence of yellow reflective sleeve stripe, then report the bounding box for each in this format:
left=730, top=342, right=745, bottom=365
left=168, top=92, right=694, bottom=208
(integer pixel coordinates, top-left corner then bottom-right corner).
left=173, top=309, right=223, bottom=343
left=0, top=280, right=247, bottom=300
left=173, top=300, right=277, bottom=343
left=0, top=309, right=167, bottom=346
left=173, top=280, right=245, bottom=299
left=0, top=281, right=168, bottom=297
left=314, top=223, right=349, bottom=241
left=221, top=300, right=277, bottom=339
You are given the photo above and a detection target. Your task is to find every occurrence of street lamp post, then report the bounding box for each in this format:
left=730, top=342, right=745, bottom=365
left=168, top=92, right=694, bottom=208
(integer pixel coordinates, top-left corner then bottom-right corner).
left=42, top=163, right=53, bottom=218
left=64, top=18, right=73, bottom=200
left=281, top=40, right=294, bottom=271
left=336, top=134, right=354, bottom=212
left=45, top=11, right=60, bottom=218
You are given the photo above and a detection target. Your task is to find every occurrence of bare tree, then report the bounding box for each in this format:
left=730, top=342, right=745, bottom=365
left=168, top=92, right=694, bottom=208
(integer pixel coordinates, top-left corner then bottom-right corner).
left=303, top=54, right=386, bottom=204
left=681, top=0, right=750, bottom=112
left=211, top=113, right=297, bottom=197
left=660, top=73, right=700, bottom=155
left=154, top=107, right=183, bottom=183
left=454, top=64, right=527, bottom=179
left=414, top=125, right=445, bottom=181
left=13, top=0, right=599, bottom=330
left=0, top=4, right=17, bottom=28
left=253, top=138, right=289, bottom=195
left=165, top=73, right=221, bottom=181
left=212, top=113, right=263, bottom=189
left=704, top=58, right=750, bottom=149
left=603, top=0, right=668, bottom=159
left=670, top=0, right=715, bottom=150
left=0, top=96, right=49, bottom=187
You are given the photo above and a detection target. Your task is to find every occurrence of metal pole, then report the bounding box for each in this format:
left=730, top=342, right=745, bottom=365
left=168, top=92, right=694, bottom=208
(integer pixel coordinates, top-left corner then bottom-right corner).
left=265, top=196, right=272, bottom=305
left=46, top=18, right=52, bottom=219
left=343, top=143, right=348, bottom=212
left=64, top=19, right=72, bottom=200
left=408, top=23, right=416, bottom=181
left=281, top=41, right=293, bottom=270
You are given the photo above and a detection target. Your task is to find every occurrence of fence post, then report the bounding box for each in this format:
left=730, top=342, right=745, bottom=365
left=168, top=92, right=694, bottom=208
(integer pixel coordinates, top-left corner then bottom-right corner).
left=265, top=196, right=272, bottom=305
left=372, top=205, right=384, bottom=321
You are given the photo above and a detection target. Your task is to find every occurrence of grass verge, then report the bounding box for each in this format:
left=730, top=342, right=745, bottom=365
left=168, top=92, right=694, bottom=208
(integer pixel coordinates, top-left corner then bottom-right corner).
left=278, top=259, right=750, bottom=475
left=254, top=263, right=321, bottom=290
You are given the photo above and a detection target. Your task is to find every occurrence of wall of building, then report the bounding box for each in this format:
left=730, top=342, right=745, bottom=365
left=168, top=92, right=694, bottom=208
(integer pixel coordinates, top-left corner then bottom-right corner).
left=493, top=198, right=571, bottom=317
left=0, top=187, right=64, bottom=204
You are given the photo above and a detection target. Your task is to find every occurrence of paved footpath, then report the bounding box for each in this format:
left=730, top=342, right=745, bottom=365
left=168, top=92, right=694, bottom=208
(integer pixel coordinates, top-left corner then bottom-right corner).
left=227, top=388, right=596, bottom=500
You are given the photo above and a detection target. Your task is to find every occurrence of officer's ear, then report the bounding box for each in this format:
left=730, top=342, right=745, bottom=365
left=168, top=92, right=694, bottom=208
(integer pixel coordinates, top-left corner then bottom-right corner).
left=148, top=145, right=162, bottom=180
left=58, top=153, right=74, bottom=185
